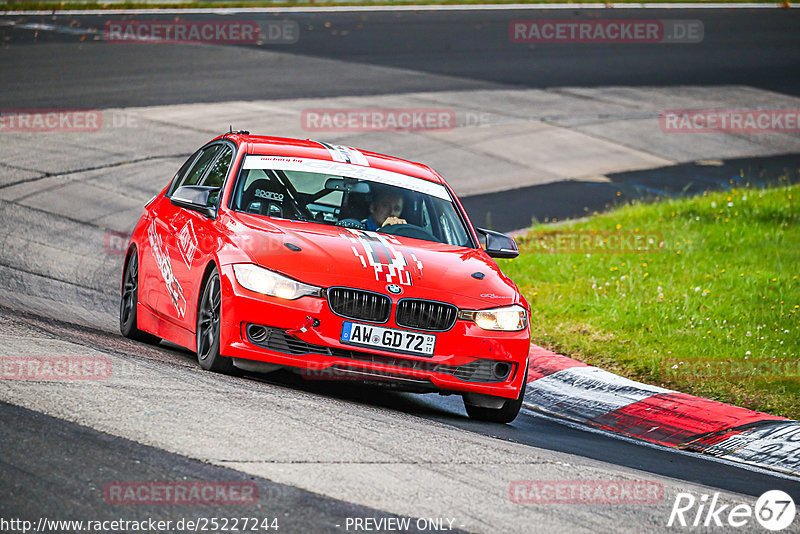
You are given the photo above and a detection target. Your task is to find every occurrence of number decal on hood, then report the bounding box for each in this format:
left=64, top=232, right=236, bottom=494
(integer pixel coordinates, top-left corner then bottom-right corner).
left=341, top=229, right=422, bottom=286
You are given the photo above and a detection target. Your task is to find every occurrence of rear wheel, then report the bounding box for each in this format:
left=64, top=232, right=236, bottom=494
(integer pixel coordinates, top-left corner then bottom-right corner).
left=196, top=268, right=234, bottom=374
left=464, top=369, right=527, bottom=424
left=119, top=250, right=161, bottom=344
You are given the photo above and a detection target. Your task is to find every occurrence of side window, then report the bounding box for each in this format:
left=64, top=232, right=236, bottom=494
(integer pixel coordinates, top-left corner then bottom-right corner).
left=167, top=149, right=202, bottom=197
left=179, top=145, right=221, bottom=189
left=201, top=145, right=233, bottom=190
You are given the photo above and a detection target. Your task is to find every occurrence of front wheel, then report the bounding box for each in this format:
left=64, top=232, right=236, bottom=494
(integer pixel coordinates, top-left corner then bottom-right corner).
left=196, top=268, right=234, bottom=374
left=464, top=369, right=527, bottom=424
left=119, top=250, right=161, bottom=344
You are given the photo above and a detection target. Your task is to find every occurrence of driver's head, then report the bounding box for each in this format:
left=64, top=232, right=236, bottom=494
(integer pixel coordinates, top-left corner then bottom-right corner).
left=369, top=188, right=404, bottom=227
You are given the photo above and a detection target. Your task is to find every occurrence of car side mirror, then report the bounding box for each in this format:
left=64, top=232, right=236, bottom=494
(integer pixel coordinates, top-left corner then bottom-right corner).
left=170, top=185, right=219, bottom=218
left=476, top=227, right=519, bottom=259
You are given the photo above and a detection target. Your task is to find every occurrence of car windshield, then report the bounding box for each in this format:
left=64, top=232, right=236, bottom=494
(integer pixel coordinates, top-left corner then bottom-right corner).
left=230, top=155, right=474, bottom=247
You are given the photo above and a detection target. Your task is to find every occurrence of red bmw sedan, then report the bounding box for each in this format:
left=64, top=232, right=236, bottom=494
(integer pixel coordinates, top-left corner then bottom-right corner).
left=121, top=133, right=531, bottom=423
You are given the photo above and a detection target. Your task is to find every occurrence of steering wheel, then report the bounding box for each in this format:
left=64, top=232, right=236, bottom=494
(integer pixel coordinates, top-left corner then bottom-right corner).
left=378, top=223, right=440, bottom=242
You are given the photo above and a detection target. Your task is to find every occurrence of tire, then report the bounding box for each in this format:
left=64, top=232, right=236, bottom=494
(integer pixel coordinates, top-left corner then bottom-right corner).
left=464, top=368, right=527, bottom=424
left=120, top=250, right=161, bottom=344
left=196, top=267, right=234, bottom=374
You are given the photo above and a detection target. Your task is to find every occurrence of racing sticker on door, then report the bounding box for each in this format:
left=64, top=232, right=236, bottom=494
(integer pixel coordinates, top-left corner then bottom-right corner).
left=148, top=219, right=187, bottom=317
left=177, top=219, right=198, bottom=269
left=341, top=229, right=422, bottom=286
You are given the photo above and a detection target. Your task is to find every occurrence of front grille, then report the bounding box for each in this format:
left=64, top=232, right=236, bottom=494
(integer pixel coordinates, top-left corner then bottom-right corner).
left=395, top=299, right=457, bottom=331
left=245, top=324, right=511, bottom=383
left=327, top=287, right=391, bottom=323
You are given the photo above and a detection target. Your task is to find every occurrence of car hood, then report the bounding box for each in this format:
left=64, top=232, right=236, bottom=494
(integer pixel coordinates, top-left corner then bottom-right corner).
left=227, top=213, right=522, bottom=309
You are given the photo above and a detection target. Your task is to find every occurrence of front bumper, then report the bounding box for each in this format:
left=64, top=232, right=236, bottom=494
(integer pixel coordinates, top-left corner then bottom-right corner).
left=218, top=265, right=530, bottom=400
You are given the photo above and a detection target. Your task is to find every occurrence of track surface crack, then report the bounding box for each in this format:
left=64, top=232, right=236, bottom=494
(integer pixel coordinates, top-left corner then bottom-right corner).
left=0, top=154, right=187, bottom=191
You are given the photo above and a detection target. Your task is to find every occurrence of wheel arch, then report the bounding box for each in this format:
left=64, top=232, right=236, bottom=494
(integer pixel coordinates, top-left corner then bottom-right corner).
left=195, top=258, right=221, bottom=326
left=121, top=243, right=138, bottom=295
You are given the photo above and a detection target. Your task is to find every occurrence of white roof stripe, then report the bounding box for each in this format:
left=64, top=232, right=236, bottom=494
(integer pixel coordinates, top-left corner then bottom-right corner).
left=337, top=146, right=370, bottom=167
left=315, top=141, right=347, bottom=163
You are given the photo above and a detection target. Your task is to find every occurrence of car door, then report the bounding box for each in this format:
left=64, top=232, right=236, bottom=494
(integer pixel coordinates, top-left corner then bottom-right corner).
left=139, top=147, right=202, bottom=319
left=163, top=143, right=234, bottom=334
left=143, top=144, right=222, bottom=328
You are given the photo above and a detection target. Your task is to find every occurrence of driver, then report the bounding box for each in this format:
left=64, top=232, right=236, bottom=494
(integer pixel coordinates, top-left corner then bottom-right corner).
left=363, top=187, right=406, bottom=231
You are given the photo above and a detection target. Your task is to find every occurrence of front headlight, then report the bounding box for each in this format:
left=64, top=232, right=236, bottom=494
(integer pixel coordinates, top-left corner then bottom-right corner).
left=459, top=304, right=528, bottom=331
left=233, top=263, right=321, bottom=300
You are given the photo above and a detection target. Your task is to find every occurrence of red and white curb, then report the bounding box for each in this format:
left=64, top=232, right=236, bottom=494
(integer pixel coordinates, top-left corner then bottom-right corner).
left=523, top=345, right=800, bottom=477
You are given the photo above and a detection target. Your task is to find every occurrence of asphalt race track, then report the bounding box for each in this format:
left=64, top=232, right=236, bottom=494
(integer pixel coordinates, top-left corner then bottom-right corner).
left=1, top=6, right=800, bottom=533
left=2, top=9, right=800, bottom=108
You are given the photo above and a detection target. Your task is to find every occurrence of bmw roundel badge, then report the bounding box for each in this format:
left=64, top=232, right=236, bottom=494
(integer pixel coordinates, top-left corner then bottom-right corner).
left=386, top=284, right=403, bottom=295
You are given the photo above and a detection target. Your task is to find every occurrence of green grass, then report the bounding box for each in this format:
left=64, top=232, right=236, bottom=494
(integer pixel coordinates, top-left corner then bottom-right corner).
left=0, top=0, right=785, bottom=11
left=503, top=180, right=800, bottom=419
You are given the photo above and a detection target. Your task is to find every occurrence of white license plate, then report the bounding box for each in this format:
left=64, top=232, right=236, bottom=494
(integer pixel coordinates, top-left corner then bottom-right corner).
left=340, top=321, right=436, bottom=356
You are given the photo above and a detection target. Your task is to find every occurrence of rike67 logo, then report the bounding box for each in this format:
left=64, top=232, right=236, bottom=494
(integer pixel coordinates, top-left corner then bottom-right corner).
left=668, top=490, right=796, bottom=531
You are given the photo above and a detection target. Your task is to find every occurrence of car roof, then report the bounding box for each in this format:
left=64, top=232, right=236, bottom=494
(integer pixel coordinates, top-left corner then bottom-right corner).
left=214, top=133, right=445, bottom=185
